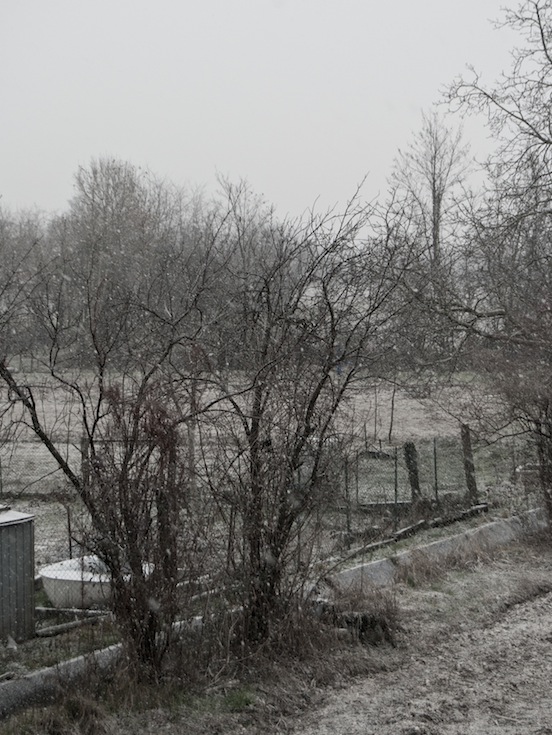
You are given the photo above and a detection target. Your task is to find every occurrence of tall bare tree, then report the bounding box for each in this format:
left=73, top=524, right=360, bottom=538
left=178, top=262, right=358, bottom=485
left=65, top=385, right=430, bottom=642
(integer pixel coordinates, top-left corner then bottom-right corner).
left=196, top=181, right=414, bottom=642
left=390, top=111, right=470, bottom=271
left=443, top=1, right=552, bottom=518
left=448, top=0, right=552, bottom=191
left=0, top=160, right=220, bottom=670
left=383, top=114, right=472, bottom=372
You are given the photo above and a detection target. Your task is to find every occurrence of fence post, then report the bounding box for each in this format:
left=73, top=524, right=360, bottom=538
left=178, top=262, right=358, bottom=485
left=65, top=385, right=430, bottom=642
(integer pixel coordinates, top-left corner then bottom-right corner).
left=388, top=385, right=396, bottom=444
left=66, top=505, right=73, bottom=559
left=433, top=437, right=439, bottom=505
left=355, top=451, right=359, bottom=505
left=344, top=456, right=352, bottom=541
left=373, top=385, right=378, bottom=441
left=187, top=379, right=198, bottom=503
left=461, top=423, right=478, bottom=505
left=404, top=441, right=421, bottom=502
left=511, top=437, right=518, bottom=487
left=394, top=446, right=399, bottom=531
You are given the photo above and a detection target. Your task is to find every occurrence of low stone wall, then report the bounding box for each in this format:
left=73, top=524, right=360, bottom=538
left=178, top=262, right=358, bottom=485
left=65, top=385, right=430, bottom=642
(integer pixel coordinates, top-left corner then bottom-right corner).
left=334, top=508, right=547, bottom=589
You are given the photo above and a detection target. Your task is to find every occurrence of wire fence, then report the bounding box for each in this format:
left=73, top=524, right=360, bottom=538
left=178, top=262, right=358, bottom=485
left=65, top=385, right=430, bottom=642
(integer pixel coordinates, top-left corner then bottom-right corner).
left=329, top=433, right=536, bottom=508
left=1, top=428, right=542, bottom=595
left=0, top=428, right=538, bottom=508
left=0, top=378, right=536, bottom=508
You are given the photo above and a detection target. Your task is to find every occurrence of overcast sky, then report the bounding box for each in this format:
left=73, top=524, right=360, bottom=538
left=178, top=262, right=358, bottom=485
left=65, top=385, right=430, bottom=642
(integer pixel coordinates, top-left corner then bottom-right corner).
left=1, top=1, right=518, bottom=219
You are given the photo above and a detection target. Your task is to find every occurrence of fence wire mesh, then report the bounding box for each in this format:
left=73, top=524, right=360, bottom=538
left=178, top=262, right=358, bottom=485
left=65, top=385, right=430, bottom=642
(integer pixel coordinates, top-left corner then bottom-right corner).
left=0, top=429, right=541, bottom=611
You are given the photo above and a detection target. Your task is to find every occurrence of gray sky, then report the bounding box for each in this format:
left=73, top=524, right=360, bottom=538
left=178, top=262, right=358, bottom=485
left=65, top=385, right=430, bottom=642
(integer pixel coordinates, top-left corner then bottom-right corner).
left=1, top=1, right=517, bottom=219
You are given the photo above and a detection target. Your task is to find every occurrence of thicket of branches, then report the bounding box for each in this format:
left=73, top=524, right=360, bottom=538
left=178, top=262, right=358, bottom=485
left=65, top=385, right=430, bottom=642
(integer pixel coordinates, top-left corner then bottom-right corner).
left=0, top=164, right=416, bottom=670
left=2, top=0, right=552, bottom=674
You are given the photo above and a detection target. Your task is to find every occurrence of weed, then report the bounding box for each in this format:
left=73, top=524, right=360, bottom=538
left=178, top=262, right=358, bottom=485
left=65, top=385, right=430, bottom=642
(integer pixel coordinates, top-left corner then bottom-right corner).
left=394, top=549, right=445, bottom=588
left=393, top=531, right=495, bottom=589
left=315, top=581, right=400, bottom=647
left=0, top=692, right=109, bottom=735
left=223, top=687, right=255, bottom=712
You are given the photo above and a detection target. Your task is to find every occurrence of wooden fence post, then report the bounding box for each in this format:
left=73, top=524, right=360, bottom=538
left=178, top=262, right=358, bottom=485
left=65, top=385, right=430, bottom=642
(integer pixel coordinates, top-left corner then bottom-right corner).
left=388, top=385, right=396, bottom=444
left=433, top=437, right=439, bottom=505
left=394, top=446, right=399, bottom=531
left=461, top=423, right=478, bottom=505
left=404, top=441, right=421, bottom=501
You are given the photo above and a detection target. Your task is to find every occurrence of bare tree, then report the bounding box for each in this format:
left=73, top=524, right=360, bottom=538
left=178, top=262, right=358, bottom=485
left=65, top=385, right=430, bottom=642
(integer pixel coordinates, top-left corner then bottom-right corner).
left=0, top=207, right=44, bottom=360
left=0, top=166, right=416, bottom=662
left=384, top=113, right=473, bottom=371
left=390, top=111, right=470, bottom=271
left=453, top=167, right=552, bottom=514
left=196, top=182, right=414, bottom=642
left=448, top=0, right=552, bottom=190
left=439, top=2, right=552, bottom=518
left=0, top=160, right=220, bottom=671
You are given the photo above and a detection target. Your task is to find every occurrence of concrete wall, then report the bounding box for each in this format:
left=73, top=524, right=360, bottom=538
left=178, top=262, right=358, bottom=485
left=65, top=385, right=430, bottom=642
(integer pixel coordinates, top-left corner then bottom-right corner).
left=334, top=508, right=547, bottom=589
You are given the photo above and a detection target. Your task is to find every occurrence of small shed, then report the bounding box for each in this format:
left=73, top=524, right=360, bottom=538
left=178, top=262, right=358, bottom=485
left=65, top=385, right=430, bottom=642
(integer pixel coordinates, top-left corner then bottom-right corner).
left=0, top=506, right=35, bottom=641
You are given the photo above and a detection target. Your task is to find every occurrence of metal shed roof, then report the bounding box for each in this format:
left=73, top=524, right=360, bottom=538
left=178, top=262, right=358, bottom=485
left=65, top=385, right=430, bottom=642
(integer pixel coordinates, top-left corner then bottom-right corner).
left=0, top=509, right=34, bottom=526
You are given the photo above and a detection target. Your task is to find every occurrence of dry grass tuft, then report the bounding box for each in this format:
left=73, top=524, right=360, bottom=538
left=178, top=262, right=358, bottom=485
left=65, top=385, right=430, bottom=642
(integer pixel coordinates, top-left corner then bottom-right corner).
left=499, top=575, right=552, bottom=613
left=0, top=691, right=110, bottom=735
left=394, top=536, right=496, bottom=589
left=313, top=580, right=401, bottom=648
left=394, top=549, right=447, bottom=587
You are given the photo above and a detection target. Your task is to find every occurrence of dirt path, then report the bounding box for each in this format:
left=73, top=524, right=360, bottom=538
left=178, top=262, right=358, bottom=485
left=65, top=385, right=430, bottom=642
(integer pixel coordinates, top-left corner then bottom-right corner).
left=291, top=543, right=552, bottom=735
left=100, top=539, right=552, bottom=735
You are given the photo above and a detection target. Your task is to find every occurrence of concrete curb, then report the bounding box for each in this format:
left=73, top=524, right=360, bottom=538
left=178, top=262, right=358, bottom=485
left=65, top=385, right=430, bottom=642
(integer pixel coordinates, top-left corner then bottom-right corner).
left=334, top=508, right=547, bottom=589
left=0, top=644, right=122, bottom=719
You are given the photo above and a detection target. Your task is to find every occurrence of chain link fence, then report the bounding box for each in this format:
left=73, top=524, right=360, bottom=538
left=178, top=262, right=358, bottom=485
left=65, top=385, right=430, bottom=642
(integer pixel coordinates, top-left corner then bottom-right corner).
left=338, top=434, right=534, bottom=507
left=1, top=428, right=542, bottom=610
left=0, top=430, right=538, bottom=507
